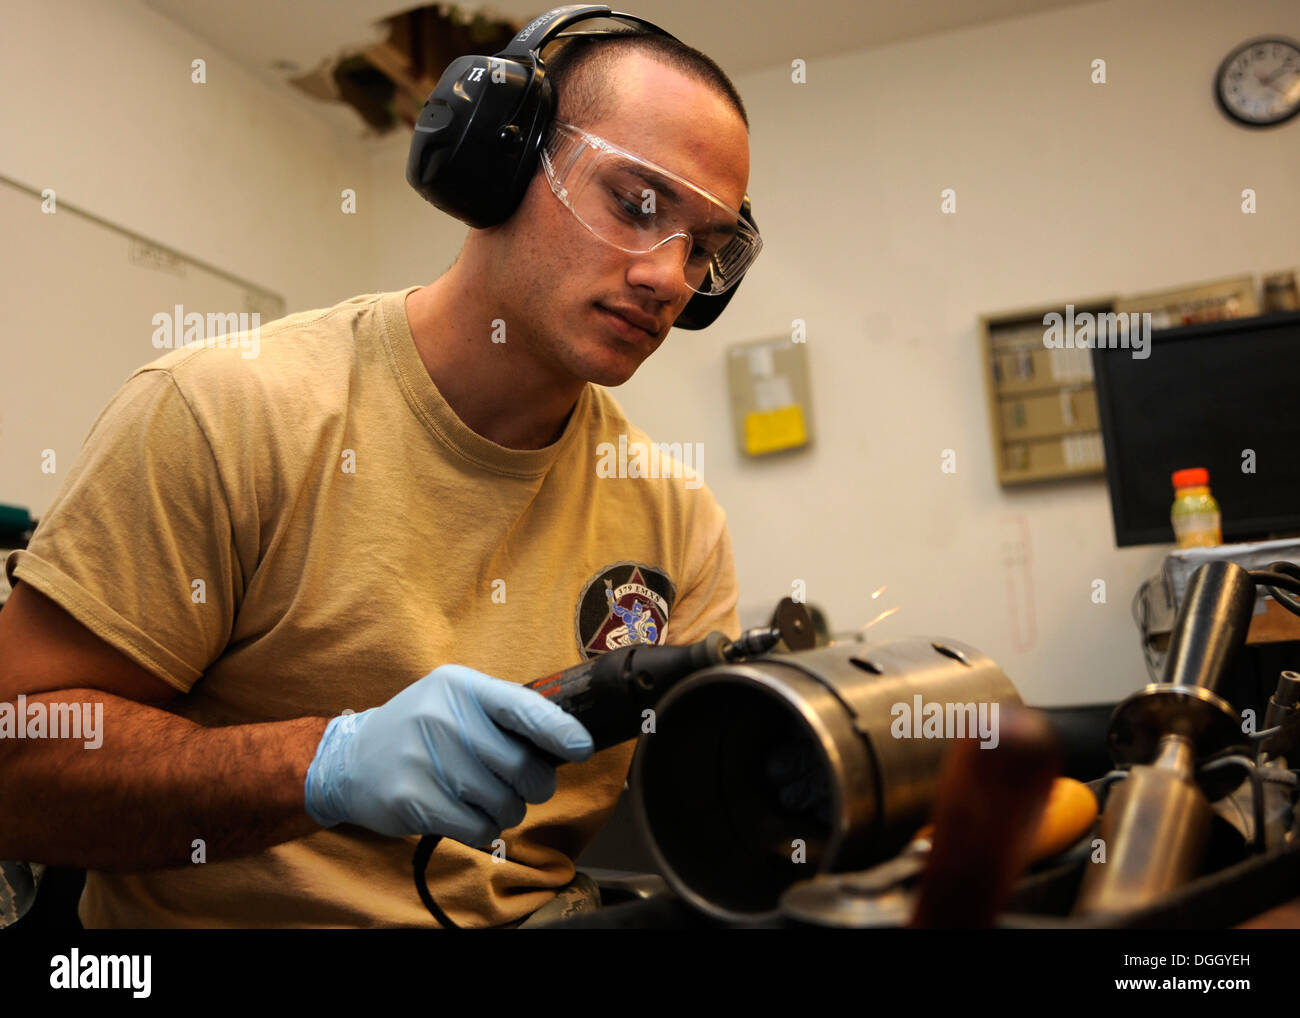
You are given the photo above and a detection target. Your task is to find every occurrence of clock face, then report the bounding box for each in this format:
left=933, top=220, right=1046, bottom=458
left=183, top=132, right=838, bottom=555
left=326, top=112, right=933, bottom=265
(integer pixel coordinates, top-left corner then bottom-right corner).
left=1216, top=37, right=1300, bottom=126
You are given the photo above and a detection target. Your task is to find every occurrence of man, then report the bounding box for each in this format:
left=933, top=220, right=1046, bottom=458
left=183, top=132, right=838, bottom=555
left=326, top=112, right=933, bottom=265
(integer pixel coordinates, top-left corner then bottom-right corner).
left=0, top=28, right=751, bottom=928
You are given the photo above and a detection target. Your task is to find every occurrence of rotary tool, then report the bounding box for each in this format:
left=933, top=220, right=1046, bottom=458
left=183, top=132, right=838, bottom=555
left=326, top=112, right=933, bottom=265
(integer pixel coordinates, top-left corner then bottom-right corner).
left=414, top=597, right=815, bottom=928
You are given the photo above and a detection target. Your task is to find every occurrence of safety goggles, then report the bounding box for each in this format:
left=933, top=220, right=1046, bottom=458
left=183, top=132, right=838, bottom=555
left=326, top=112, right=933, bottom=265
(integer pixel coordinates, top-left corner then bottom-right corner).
left=539, top=121, right=761, bottom=296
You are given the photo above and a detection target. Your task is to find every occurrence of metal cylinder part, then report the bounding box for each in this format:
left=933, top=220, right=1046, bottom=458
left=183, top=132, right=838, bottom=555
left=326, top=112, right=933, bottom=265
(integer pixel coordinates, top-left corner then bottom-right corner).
left=1161, top=560, right=1255, bottom=694
left=1074, top=735, right=1214, bottom=916
left=630, top=638, right=1022, bottom=923
left=1263, top=670, right=1300, bottom=761
left=1108, top=683, right=1245, bottom=801
left=1073, top=561, right=1258, bottom=917
left=1271, top=670, right=1300, bottom=709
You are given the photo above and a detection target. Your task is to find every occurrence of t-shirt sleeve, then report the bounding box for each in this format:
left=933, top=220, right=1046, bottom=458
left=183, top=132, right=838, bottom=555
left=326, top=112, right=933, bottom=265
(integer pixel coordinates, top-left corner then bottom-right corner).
left=4, top=368, right=241, bottom=693
left=666, top=513, right=741, bottom=646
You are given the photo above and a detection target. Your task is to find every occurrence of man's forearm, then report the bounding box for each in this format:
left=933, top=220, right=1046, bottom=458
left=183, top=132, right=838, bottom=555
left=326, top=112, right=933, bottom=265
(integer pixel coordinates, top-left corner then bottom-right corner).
left=0, top=690, right=331, bottom=869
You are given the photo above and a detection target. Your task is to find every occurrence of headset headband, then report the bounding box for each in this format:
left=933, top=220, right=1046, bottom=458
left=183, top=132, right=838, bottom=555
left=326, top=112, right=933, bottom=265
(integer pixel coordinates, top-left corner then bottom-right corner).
left=498, top=4, right=676, bottom=61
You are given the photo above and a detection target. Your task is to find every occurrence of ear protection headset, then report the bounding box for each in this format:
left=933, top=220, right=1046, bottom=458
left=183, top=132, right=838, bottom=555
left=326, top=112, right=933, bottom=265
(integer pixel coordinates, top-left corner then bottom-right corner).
left=405, top=3, right=755, bottom=330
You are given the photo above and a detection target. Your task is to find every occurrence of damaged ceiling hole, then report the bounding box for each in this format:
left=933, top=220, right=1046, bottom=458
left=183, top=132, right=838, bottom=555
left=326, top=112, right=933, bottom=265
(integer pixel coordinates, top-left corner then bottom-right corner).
left=287, top=4, right=519, bottom=133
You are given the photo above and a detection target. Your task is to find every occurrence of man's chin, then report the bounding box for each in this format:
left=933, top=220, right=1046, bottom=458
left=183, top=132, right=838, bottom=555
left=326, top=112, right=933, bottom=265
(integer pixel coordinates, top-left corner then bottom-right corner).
left=576, top=333, right=658, bottom=386
left=579, top=357, right=642, bottom=388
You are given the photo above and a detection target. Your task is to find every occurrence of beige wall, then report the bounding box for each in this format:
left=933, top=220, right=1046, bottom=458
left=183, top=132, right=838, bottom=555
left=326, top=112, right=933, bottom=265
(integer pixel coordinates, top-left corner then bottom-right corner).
left=0, top=0, right=373, bottom=313
left=4, top=0, right=1297, bottom=705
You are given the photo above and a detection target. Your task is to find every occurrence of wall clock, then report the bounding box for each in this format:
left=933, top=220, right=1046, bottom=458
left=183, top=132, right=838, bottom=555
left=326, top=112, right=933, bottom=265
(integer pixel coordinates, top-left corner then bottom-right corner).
left=1215, top=36, right=1300, bottom=127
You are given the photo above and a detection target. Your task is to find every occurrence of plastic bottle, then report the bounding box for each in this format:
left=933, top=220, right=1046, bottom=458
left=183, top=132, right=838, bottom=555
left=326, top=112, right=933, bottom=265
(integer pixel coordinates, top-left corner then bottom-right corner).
left=1170, top=468, right=1222, bottom=548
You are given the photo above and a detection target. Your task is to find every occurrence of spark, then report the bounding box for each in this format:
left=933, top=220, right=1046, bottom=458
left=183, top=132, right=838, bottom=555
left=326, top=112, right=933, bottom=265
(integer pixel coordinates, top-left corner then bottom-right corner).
left=859, top=606, right=899, bottom=631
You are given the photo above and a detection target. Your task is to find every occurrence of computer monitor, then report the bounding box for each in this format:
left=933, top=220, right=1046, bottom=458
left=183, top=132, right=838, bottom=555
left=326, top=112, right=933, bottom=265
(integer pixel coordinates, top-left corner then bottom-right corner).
left=1092, top=309, right=1300, bottom=548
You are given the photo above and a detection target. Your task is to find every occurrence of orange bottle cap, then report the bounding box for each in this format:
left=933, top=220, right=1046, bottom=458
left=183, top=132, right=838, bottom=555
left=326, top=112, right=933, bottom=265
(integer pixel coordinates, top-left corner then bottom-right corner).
left=1172, top=467, right=1209, bottom=489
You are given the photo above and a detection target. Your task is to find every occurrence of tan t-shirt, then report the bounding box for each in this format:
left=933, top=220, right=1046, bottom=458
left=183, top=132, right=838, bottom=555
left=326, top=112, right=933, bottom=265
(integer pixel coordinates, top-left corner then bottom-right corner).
left=5, top=286, right=740, bottom=928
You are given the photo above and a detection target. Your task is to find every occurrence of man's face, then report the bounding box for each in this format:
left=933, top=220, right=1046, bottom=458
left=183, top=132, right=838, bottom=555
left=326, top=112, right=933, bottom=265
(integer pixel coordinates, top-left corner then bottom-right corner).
left=493, top=52, right=750, bottom=388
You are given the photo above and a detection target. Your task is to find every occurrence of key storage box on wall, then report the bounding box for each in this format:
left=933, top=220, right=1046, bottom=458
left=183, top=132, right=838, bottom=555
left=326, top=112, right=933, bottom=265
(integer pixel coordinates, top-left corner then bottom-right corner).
left=981, top=275, right=1263, bottom=488
left=981, top=298, right=1114, bottom=486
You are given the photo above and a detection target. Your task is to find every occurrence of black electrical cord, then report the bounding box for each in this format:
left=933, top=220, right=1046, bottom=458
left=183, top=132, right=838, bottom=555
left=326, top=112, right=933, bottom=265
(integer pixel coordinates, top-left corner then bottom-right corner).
left=1249, top=563, right=1300, bottom=618
left=413, top=834, right=464, bottom=929
left=1250, top=566, right=1300, bottom=591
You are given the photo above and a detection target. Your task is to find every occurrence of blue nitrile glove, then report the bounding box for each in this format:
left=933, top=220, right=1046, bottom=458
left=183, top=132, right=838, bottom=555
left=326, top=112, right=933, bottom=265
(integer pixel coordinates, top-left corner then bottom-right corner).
left=303, top=664, right=594, bottom=845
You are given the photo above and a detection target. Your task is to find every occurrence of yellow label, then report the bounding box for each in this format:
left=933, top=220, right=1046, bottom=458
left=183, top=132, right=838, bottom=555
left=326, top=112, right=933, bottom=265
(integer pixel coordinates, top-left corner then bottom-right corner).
left=744, top=405, right=807, bottom=455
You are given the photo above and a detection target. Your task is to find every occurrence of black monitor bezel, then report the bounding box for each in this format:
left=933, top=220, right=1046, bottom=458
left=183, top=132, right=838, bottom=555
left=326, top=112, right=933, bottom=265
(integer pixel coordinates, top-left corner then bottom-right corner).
left=1091, top=309, right=1300, bottom=547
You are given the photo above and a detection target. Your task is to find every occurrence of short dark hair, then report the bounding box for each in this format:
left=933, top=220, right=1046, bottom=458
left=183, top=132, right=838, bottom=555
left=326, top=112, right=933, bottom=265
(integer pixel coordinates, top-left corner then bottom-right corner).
left=544, top=33, right=748, bottom=131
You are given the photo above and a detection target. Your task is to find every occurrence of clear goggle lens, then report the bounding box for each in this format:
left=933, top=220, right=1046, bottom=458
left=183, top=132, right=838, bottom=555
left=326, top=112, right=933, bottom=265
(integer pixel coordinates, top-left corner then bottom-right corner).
left=540, top=122, right=760, bottom=296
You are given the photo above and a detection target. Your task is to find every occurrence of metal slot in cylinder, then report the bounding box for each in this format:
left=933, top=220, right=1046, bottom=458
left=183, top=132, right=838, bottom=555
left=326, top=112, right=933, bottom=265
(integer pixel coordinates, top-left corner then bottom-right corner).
left=631, top=639, right=1021, bottom=923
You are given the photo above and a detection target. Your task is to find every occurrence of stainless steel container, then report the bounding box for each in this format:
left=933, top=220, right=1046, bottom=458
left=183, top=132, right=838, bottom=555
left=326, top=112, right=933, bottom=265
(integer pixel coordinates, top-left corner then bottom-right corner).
left=631, top=637, right=1022, bottom=922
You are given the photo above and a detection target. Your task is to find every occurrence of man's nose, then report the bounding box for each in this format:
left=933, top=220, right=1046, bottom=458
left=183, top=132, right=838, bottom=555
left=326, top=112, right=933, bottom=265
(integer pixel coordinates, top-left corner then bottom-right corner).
left=625, top=233, right=693, bottom=301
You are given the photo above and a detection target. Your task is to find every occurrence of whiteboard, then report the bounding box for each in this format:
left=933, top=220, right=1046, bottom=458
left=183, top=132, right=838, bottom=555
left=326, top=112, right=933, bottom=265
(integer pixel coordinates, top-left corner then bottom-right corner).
left=0, top=175, right=284, bottom=520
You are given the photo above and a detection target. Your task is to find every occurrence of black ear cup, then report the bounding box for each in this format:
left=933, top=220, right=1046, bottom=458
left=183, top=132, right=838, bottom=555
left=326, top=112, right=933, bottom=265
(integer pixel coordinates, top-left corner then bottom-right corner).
left=676, top=275, right=740, bottom=331
left=405, top=54, right=554, bottom=229
left=674, top=196, right=756, bottom=331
